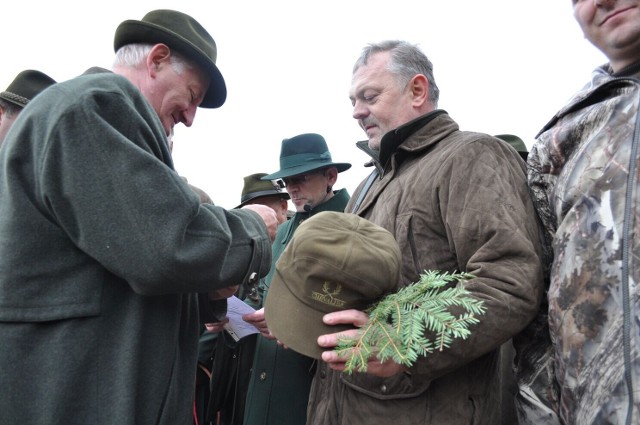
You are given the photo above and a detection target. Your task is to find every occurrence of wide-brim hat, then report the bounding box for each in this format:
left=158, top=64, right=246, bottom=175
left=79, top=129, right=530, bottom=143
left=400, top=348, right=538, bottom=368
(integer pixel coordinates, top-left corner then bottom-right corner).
left=236, top=173, right=290, bottom=209
left=495, top=134, right=528, bottom=161
left=113, top=9, right=226, bottom=108
left=265, top=212, right=401, bottom=359
left=262, top=133, right=351, bottom=180
left=0, top=70, right=56, bottom=108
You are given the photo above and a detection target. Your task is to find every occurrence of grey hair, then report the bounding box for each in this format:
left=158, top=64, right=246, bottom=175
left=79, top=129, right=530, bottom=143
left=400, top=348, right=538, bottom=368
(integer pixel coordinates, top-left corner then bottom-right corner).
left=0, top=99, right=21, bottom=118
left=353, top=40, right=439, bottom=107
left=113, top=43, right=192, bottom=75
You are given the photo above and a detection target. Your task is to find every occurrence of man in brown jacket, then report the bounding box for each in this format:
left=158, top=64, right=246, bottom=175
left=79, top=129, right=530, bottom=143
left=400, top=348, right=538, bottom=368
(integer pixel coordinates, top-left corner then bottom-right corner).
left=308, top=40, right=544, bottom=425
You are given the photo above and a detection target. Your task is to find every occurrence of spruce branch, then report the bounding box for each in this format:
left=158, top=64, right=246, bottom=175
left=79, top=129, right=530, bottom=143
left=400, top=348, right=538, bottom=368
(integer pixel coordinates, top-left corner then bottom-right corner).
left=334, top=270, right=486, bottom=374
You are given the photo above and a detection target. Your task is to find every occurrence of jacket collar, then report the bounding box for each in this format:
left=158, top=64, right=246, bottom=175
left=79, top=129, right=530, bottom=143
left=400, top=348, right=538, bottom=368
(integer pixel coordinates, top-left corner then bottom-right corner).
left=378, top=110, right=446, bottom=166
left=536, top=65, right=640, bottom=138
left=355, top=110, right=453, bottom=173
left=293, top=188, right=350, bottom=219
left=613, top=60, right=640, bottom=78
left=281, top=188, right=351, bottom=243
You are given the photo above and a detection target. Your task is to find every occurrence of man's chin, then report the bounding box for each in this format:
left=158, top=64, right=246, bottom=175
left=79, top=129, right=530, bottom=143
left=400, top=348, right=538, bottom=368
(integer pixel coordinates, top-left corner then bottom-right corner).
left=368, top=138, right=382, bottom=151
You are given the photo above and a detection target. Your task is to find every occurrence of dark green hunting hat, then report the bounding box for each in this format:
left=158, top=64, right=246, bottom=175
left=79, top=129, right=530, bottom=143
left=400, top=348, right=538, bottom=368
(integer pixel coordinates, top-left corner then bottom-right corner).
left=262, top=133, right=351, bottom=180
left=114, top=9, right=226, bottom=108
left=265, top=211, right=401, bottom=359
left=0, top=70, right=56, bottom=108
left=495, top=134, right=528, bottom=161
left=236, top=173, right=290, bottom=208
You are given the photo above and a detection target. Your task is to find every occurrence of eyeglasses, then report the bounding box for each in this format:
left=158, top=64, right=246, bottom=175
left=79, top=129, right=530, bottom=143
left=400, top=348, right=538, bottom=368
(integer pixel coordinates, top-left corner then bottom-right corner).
left=282, top=170, right=325, bottom=187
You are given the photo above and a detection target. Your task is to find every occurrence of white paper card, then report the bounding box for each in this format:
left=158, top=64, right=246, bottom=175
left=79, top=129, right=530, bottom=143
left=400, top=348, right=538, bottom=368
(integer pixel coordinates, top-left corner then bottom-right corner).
left=223, top=296, right=260, bottom=342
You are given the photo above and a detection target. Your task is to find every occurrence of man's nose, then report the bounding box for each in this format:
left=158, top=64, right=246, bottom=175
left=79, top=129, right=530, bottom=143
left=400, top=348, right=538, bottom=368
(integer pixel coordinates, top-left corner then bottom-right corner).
left=352, top=100, right=368, bottom=120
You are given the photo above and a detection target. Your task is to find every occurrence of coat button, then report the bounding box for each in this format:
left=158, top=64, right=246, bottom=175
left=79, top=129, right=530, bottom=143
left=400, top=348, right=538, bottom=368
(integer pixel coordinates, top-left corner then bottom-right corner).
left=260, top=372, right=267, bottom=380
left=380, top=385, right=387, bottom=393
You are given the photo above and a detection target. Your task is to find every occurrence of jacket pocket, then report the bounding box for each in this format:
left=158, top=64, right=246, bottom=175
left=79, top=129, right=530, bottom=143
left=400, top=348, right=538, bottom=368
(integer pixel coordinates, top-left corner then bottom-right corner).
left=0, top=269, right=104, bottom=322
left=341, top=371, right=430, bottom=400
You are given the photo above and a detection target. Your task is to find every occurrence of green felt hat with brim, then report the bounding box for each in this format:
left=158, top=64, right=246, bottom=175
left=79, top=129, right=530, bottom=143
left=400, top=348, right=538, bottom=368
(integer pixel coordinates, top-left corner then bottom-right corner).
left=114, top=9, right=226, bottom=108
left=495, top=134, right=528, bottom=161
left=236, top=173, right=290, bottom=209
left=0, top=70, right=56, bottom=108
left=262, top=133, right=351, bottom=180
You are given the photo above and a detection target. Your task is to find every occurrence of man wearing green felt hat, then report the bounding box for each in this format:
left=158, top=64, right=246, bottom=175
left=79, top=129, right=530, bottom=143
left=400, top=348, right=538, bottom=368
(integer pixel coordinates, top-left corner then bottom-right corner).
left=241, top=133, right=352, bottom=425
left=0, top=9, right=277, bottom=425
left=236, top=173, right=290, bottom=224
left=197, top=172, right=291, bottom=425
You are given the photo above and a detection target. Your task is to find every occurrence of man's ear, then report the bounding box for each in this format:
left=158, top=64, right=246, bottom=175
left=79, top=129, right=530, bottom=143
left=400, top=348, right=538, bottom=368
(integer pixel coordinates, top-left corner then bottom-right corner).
left=326, top=167, right=339, bottom=187
left=147, top=43, right=172, bottom=77
left=409, top=74, right=429, bottom=107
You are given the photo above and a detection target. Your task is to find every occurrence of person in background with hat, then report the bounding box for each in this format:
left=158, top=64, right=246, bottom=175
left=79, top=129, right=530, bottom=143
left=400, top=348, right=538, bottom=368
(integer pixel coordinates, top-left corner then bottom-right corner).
left=237, top=172, right=290, bottom=227
left=496, top=133, right=529, bottom=162
left=240, top=133, right=351, bottom=425
left=194, top=172, right=291, bottom=425
left=308, top=40, right=543, bottom=425
left=0, top=69, right=56, bottom=146
left=0, top=9, right=277, bottom=425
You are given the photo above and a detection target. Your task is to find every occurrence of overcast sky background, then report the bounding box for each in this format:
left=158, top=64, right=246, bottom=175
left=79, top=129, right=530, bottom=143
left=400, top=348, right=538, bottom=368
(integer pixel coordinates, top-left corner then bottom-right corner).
left=3, top=1, right=607, bottom=209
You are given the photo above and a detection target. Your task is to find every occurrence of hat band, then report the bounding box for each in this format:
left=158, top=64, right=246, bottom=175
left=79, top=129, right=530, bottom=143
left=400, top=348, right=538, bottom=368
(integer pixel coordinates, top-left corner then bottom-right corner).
left=280, top=151, right=332, bottom=170
left=241, top=189, right=285, bottom=204
left=0, top=91, right=29, bottom=107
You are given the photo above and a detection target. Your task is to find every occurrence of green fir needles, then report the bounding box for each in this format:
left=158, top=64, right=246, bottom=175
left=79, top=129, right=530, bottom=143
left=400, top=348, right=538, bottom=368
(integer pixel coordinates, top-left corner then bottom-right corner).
left=335, top=271, right=486, bottom=374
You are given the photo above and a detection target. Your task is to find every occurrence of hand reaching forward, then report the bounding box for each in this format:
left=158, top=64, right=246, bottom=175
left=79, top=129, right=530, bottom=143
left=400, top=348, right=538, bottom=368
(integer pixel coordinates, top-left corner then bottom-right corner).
left=204, top=319, right=228, bottom=333
left=243, top=307, right=275, bottom=340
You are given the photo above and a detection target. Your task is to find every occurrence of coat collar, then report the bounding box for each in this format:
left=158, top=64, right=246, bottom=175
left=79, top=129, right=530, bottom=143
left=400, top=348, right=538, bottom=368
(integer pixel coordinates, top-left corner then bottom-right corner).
left=280, top=188, right=351, bottom=244
left=355, top=110, right=457, bottom=174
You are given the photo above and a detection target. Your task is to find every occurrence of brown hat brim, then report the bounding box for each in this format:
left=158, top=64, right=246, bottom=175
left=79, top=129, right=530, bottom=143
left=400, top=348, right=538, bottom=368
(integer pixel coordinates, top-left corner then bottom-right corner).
left=114, top=20, right=226, bottom=108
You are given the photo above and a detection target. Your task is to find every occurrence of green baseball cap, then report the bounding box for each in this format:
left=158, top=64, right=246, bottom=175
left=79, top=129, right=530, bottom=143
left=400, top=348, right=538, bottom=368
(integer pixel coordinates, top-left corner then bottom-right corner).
left=264, top=211, right=401, bottom=359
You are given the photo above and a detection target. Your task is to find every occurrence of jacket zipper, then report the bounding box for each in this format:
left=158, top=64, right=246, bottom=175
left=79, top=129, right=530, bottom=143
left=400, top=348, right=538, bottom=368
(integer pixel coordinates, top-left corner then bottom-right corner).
left=621, top=80, right=640, bottom=425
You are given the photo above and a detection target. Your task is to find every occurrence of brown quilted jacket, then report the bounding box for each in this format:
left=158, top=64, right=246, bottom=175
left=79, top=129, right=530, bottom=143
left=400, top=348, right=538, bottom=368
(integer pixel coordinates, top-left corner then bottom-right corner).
left=307, top=111, right=544, bottom=425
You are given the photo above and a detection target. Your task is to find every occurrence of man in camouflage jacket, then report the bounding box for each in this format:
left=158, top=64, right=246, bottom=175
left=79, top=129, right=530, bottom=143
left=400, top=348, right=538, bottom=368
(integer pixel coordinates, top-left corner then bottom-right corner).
left=517, top=1, right=640, bottom=424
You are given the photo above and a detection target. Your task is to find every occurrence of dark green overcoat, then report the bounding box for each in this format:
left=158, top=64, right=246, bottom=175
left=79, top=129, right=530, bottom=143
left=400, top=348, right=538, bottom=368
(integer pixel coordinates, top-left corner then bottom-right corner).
left=243, top=189, right=350, bottom=425
left=0, top=70, right=271, bottom=425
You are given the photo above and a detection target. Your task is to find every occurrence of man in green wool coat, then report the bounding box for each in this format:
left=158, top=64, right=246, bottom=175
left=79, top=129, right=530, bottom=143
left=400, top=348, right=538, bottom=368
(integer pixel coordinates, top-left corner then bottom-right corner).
left=241, top=133, right=351, bottom=425
left=0, top=9, right=277, bottom=425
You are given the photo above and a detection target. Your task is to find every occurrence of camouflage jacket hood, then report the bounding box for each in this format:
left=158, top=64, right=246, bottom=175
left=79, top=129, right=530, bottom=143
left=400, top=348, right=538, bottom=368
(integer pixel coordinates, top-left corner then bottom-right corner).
left=522, top=65, right=640, bottom=425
